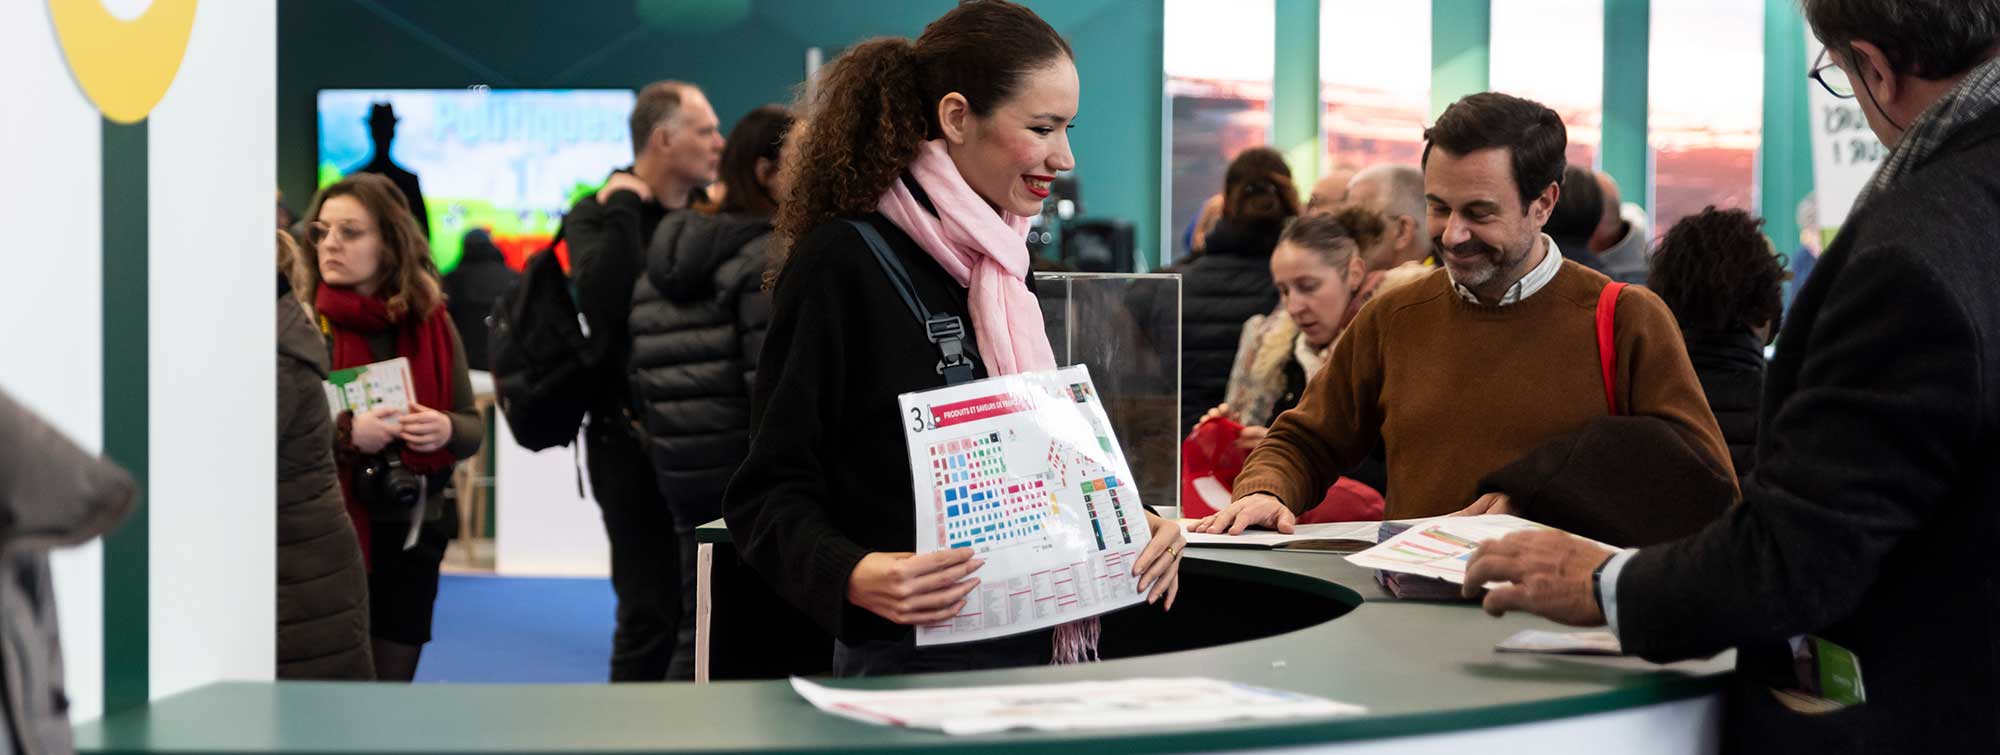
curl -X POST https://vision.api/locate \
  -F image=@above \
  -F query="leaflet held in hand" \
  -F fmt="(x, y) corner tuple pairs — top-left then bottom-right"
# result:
(1345, 514), (1610, 586)
(322, 356), (415, 416)
(900, 365), (1151, 646)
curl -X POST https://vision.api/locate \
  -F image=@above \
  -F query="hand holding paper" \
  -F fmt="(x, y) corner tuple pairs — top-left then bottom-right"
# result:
(398, 402), (452, 453)
(846, 549), (984, 626)
(1462, 528), (1614, 626)
(351, 405), (402, 454)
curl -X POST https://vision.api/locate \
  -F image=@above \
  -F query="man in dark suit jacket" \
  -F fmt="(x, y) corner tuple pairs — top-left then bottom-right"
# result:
(1464, 2), (2000, 750)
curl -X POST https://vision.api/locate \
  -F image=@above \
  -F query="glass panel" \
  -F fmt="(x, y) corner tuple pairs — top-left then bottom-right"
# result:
(1319, 0), (1432, 185)
(1490, 0), (1604, 170)
(1165, 0), (1275, 263)
(1036, 273), (1183, 513)
(1649, 0), (1763, 234)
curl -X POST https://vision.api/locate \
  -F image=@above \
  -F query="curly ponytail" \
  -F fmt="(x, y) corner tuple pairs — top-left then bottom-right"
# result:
(769, 0), (1073, 285)
(771, 38), (929, 271)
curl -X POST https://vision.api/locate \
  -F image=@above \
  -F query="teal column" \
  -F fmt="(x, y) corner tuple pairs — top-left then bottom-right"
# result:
(1430, 0), (1490, 119)
(102, 119), (149, 712)
(1762, 0), (1813, 261)
(1601, 0), (1650, 209)
(1273, 0), (1321, 186)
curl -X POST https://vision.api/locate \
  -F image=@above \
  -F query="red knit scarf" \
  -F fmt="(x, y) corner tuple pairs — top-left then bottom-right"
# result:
(315, 285), (458, 560)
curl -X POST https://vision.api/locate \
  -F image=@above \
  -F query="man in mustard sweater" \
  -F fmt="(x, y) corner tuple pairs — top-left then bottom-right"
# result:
(1196, 92), (1730, 531)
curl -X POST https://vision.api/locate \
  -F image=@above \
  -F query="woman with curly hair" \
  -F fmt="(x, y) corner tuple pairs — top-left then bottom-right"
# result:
(723, 0), (1184, 676)
(1648, 207), (1787, 480)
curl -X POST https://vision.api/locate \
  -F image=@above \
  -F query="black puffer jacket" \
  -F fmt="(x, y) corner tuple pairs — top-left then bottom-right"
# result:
(628, 212), (775, 511)
(1683, 328), (1765, 481)
(1161, 218), (1282, 436)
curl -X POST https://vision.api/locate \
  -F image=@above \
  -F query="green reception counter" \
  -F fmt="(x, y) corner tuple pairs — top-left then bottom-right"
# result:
(75, 524), (1732, 754)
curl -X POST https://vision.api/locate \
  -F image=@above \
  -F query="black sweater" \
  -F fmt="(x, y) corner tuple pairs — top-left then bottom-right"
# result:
(1616, 108), (2000, 751)
(722, 214), (991, 643)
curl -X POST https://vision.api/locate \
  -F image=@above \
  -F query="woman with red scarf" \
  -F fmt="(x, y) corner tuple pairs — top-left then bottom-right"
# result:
(301, 173), (481, 681)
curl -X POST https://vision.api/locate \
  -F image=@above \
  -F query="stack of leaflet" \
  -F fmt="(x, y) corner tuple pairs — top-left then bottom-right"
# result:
(1374, 569), (1467, 600)
(1347, 515), (1610, 600)
(1367, 519), (1465, 600)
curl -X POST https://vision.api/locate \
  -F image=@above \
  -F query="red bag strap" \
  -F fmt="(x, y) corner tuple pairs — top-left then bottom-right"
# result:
(1597, 282), (1627, 415)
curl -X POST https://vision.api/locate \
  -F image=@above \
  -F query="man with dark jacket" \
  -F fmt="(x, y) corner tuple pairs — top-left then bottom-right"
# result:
(627, 213), (773, 679)
(565, 79), (723, 682)
(1, 387), (136, 755)
(1469, 2), (2000, 749)
(441, 229), (516, 372)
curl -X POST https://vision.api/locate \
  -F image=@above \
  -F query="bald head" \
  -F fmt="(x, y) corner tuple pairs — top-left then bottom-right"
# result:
(1345, 164), (1428, 269)
(1589, 170), (1628, 253)
(1306, 166), (1359, 215)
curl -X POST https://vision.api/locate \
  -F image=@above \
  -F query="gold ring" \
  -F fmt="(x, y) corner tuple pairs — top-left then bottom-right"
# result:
(1167, 545), (1179, 558)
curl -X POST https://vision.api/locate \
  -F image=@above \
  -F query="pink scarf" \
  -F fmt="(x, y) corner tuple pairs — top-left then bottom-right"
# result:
(876, 140), (1057, 375)
(878, 140), (1101, 664)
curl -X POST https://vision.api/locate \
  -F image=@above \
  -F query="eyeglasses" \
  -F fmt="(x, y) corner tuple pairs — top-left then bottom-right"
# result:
(1809, 48), (1855, 100)
(307, 221), (373, 248)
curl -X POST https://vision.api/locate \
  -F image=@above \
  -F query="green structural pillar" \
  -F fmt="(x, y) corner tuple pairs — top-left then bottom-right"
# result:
(1762, 0), (1813, 261)
(1430, 0), (1491, 119)
(1601, 0), (1650, 209)
(1273, 0), (1321, 186)
(102, 119), (149, 713)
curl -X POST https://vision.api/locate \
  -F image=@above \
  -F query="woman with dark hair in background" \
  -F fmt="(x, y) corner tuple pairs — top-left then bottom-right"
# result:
(1648, 207), (1786, 480)
(301, 173), (482, 682)
(627, 103), (795, 680)
(1162, 146), (1299, 437)
(724, 0), (1184, 677)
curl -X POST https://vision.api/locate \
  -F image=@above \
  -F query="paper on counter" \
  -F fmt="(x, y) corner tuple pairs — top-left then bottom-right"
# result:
(790, 676), (1364, 736)
(1495, 629), (1623, 656)
(1181, 517), (1441, 550)
(1344, 515), (1611, 585)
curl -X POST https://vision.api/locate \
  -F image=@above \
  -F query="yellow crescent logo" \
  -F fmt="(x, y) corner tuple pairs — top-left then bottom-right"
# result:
(47, 0), (199, 124)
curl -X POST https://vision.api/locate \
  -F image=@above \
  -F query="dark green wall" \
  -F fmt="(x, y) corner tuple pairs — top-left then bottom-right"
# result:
(277, 0), (1164, 266)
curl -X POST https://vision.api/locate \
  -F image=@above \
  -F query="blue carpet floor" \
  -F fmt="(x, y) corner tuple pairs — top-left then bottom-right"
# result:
(416, 574), (616, 683)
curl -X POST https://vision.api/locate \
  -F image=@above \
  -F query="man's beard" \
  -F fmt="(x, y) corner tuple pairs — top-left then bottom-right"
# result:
(1438, 236), (1511, 289)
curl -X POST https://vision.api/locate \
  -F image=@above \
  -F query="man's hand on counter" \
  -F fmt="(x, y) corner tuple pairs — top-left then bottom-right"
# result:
(1461, 530), (1611, 627)
(1191, 493), (1296, 535)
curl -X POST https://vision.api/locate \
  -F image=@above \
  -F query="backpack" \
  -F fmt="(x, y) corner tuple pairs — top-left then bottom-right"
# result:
(488, 228), (595, 451)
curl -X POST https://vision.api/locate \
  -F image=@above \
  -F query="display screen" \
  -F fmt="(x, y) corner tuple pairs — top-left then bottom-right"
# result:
(316, 88), (635, 273)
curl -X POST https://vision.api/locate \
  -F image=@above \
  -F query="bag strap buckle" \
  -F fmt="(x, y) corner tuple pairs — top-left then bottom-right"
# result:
(927, 315), (975, 377)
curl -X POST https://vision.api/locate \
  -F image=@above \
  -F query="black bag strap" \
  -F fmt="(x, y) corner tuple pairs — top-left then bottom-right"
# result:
(844, 219), (978, 385)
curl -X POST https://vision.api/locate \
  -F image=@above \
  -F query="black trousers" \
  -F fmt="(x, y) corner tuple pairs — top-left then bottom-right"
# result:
(586, 420), (681, 682)
(832, 629), (1052, 677)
